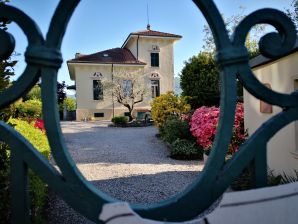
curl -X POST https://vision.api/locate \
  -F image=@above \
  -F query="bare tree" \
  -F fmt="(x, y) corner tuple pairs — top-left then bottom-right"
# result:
(104, 68), (149, 121)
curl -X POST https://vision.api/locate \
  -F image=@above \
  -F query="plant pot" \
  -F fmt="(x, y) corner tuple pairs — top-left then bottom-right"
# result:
(203, 154), (209, 163)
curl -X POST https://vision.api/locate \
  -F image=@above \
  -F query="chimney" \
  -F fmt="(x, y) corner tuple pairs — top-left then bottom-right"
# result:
(147, 24), (151, 30)
(75, 53), (82, 58)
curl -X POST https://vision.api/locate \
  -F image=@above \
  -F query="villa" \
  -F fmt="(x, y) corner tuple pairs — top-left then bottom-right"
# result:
(67, 25), (182, 121)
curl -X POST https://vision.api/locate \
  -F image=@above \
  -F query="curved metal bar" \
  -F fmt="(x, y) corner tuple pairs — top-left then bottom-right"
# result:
(237, 64), (298, 107)
(1, 0), (298, 222)
(0, 122), (110, 223)
(192, 0), (231, 50)
(0, 5), (44, 108)
(233, 9), (298, 107)
(45, 0), (80, 48)
(217, 107), (298, 193)
(40, 68), (116, 223)
(233, 9), (296, 58)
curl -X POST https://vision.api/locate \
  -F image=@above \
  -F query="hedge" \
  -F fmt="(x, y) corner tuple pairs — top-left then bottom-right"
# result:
(0, 119), (51, 223)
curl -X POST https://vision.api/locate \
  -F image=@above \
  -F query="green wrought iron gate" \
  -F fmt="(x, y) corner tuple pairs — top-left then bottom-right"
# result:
(0, 0), (297, 223)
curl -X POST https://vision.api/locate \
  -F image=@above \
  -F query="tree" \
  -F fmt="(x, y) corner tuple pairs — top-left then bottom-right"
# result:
(0, 0), (17, 121)
(286, 0), (298, 31)
(104, 69), (148, 121)
(180, 52), (220, 109)
(57, 81), (66, 104)
(202, 9), (265, 58)
(180, 11), (265, 109)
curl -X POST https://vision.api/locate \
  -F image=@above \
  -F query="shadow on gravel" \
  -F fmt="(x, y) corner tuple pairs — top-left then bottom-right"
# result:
(47, 171), (200, 224)
(90, 171), (200, 204)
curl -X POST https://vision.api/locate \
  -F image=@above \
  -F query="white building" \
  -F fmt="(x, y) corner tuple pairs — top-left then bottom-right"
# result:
(245, 43), (298, 176)
(67, 25), (181, 121)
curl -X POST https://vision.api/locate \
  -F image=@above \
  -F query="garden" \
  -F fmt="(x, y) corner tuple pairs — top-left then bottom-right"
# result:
(0, 81), (75, 223)
(150, 91), (246, 162)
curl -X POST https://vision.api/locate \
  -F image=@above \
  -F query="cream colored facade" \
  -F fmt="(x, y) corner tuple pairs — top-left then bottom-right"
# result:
(244, 52), (298, 176)
(68, 29), (181, 121)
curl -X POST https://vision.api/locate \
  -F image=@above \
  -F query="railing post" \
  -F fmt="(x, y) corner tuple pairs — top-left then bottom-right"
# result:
(11, 149), (30, 224)
(253, 144), (267, 188)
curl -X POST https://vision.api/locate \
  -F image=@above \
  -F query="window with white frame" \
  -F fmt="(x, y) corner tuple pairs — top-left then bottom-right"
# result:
(93, 80), (103, 100)
(151, 53), (159, 67)
(122, 79), (132, 97)
(151, 79), (160, 98)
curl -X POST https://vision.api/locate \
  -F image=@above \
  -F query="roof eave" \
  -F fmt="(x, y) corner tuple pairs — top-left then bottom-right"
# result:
(121, 33), (182, 49)
(67, 61), (146, 66)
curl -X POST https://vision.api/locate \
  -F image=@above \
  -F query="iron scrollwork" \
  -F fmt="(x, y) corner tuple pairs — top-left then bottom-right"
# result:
(0, 0), (297, 223)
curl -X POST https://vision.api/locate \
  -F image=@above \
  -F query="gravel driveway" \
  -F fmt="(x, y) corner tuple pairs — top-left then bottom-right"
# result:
(47, 121), (204, 223)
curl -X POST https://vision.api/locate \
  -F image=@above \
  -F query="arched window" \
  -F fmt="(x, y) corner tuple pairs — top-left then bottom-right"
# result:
(150, 73), (160, 98)
(93, 80), (103, 100)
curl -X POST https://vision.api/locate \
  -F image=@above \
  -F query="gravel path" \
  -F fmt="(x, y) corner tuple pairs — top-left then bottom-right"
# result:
(47, 121), (204, 223)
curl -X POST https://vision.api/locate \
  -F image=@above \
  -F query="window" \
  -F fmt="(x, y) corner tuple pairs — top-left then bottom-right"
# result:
(93, 80), (103, 100)
(151, 53), (159, 67)
(151, 80), (160, 98)
(94, 113), (104, 118)
(122, 80), (132, 97)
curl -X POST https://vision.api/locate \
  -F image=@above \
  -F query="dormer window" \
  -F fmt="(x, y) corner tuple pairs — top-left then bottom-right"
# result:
(151, 53), (159, 67)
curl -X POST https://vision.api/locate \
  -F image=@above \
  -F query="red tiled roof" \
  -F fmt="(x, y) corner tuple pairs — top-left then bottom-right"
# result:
(131, 29), (182, 38)
(68, 48), (146, 65)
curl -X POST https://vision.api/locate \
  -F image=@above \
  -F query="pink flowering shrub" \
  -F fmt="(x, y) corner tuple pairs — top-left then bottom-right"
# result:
(190, 103), (247, 154)
(34, 119), (45, 132)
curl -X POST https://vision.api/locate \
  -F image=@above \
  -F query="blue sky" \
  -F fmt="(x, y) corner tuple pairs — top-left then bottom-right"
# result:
(6, 0), (294, 86)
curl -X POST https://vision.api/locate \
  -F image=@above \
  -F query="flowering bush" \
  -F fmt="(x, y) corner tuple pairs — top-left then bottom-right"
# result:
(34, 119), (45, 132)
(190, 103), (246, 155)
(151, 92), (191, 128)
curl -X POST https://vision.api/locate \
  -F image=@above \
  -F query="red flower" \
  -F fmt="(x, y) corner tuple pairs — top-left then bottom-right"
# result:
(190, 103), (247, 154)
(34, 119), (45, 132)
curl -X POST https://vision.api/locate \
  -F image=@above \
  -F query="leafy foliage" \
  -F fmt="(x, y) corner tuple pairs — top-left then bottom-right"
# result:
(23, 85), (41, 101)
(16, 99), (42, 119)
(170, 139), (203, 160)
(9, 119), (50, 158)
(57, 81), (67, 104)
(202, 8), (264, 57)
(151, 92), (190, 128)
(286, 0), (298, 32)
(190, 103), (246, 155)
(1, 119), (50, 223)
(63, 98), (76, 111)
(180, 52), (220, 109)
(111, 116), (128, 126)
(160, 116), (194, 144)
(0, 141), (10, 223)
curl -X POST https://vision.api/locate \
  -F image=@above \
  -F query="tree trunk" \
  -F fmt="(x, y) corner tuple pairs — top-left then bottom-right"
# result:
(128, 110), (133, 122)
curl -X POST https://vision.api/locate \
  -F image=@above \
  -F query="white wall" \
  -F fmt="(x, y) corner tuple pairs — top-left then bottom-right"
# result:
(244, 52), (298, 176)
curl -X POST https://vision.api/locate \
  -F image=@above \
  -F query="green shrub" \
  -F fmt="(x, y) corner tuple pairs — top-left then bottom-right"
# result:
(7, 119), (50, 223)
(231, 166), (285, 191)
(23, 85), (41, 101)
(170, 139), (203, 160)
(151, 92), (190, 128)
(161, 116), (194, 144)
(111, 116), (128, 126)
(16, 99), (42, 119)
(0, 142), (10, 223)
(63, 98), (76, 111)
